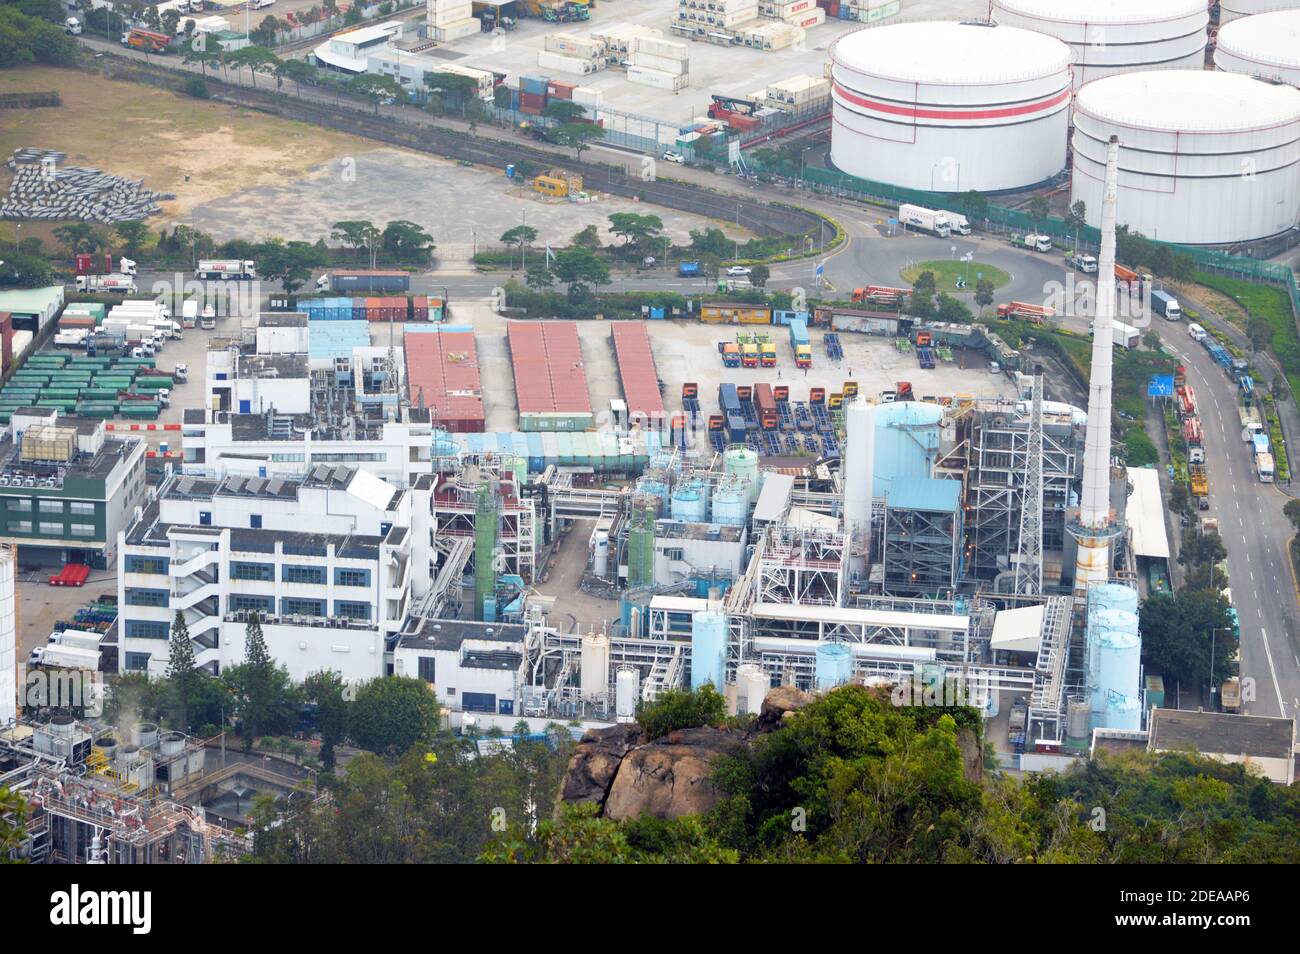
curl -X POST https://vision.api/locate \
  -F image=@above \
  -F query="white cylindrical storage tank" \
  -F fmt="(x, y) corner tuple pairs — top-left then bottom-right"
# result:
(710, 480), (749, 527)
(0, 547), (14, 728)
(814, 642), (855, 692)
(1104, 693), (1143, 731)
(1220, 0), (1300, 24)
(843, 399), (876, 572)
(132, 721), (159, 749)
(592, 531), (610, 578)
(724, 446), (760, 502)
(615, 667), (639, 723)
(691, 611), (728, 689)
(1088, 581), (1139, 616)
(1095, 629), (1142, 713)
(670, 477), (709, 523)
(1215, 10), (1300, 88)
(737, 663), (770, 715)
(992, 0), (1208, 91)
(579, 633), (610, 701)
(1072, 71), (1300, 245)
(1066, 697), (1092, 740)
(830, 21), (1071, 191)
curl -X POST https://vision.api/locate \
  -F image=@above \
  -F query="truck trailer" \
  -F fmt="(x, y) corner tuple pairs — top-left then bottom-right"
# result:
(1150, 289), (1181, 321)
(75, 274), (136, 294)
(898, 204), (951, 238)
(196, 259), (257, 280)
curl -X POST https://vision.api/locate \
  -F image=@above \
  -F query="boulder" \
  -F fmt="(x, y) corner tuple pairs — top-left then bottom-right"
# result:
(554, 722), (642, 816)
(602, 726), (740, 821)
(756, 685), (815, 731)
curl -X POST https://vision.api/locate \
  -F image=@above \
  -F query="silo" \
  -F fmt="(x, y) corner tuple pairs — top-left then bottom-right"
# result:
(1072, 71), (1300, 244)
(710, 478), (750, 526)
(724, 446), (760, 502)
(691, 611), (728, 689)
(592, 531), (610, 578)
(615, 668), (639, 723)
(992, 0), (1208, 90)
(843, 399), (876, 573)
(0, 546), (14, 727)
(815, 642), (855, 691)
(830, 21), (1071, 191)
(737, 664), (771, 715)
(1215, 10), (1300, 88)
(1088, 581), (1139, 617)
(873, 402), (945, 496)
(670, 476), (709, 523)
(1066, 697), (1092, 741)
(1105, 693), (1143, 731)
(580, 633), (610, 701)
(1220, 0), (1300, 24)
(1094, 629), (1141, 715)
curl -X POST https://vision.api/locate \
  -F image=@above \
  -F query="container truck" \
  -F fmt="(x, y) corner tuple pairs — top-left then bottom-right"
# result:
(1256, 452), (1275, 483)
(740, 343), (759, 368)
(1221, 677), (1241, 713)
(760, 342), (777, 367)
(195, 259), (256, 280)
(937, 210), (970, 235)
(181, 300), (199, 328)
(32, 643), (101, 671)
(789, 318), (813, 368)
(1015, 234), (1053, 253)
(1150, 289), (1181, 321)
(75, 274), (136, 294)
(718, 341), (740, 367)
(898, 204), (951, 238)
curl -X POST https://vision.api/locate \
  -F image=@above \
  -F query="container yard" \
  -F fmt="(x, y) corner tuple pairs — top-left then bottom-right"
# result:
(404, 330), (486, 432)
(507, 322), (594, 432)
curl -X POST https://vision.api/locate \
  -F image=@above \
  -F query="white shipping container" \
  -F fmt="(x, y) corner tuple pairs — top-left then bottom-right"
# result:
(538, 50), (598, 75)
(633, 36), (688, 61)
(627, 65), (689, 91)
(572, 85), (604, 108)
(788, 8), (824, 28)
(432, 17), (477, 42)
(545, 32), (604, 59)
(428, 3), (472, 25)
(630, 50), (688, 75)
(591, 23), (662, 54)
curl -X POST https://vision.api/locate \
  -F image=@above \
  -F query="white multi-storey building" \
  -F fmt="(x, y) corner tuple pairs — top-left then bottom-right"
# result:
(117, 465), (434, 682)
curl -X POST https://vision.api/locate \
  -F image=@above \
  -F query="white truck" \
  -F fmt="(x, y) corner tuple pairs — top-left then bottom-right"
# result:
(149, 317), (183, 340)
(937, 210), (971, 235)
(181, 300), (199, 328)
(1239, 406), (1264, 442)
(1067, 252), (1098, 273)
(1256, 452), (1275, 483)
(1017, 234), (1053, 253)
(898, 203), (951, 238)
(1112, 320), (1140, 349)
(75, 274), (136, 294)
(54, 329), (89, 349)
(200, 304), (216, 330)
(196, 259), (256, 280)
(65, 16), (81, 34)
(32, 643), (101, 672)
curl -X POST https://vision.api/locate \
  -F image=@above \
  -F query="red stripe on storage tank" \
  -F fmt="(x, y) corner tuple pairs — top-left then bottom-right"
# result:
(832, 83), (1071, 121)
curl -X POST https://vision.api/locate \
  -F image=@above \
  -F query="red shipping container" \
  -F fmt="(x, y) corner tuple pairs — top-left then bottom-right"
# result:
(519, 103), (542, 116)
(59, 316), (95, 329)
(519, 91), (546, 107)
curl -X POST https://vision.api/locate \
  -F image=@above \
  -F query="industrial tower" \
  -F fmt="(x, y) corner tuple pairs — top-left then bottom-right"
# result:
(1014, 370), (1045, 596)
(1069, 135), (1124, 591)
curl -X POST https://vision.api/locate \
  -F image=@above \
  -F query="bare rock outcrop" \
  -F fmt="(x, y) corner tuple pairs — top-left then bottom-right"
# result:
(602, 726), (741, 821)
(555, 722), (643, 815)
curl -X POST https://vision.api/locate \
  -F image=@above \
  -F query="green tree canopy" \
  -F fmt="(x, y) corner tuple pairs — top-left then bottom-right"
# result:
(349, 677), (440, 755)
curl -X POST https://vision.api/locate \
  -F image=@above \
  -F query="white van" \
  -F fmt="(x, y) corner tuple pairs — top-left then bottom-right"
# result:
(1188, 322), (1207, 342)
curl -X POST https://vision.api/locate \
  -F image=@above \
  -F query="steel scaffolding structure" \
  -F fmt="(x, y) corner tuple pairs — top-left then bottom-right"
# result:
(754, 524), (848, 607)
(1014, 374), (1046, 596)
(881, 500), (962, 595)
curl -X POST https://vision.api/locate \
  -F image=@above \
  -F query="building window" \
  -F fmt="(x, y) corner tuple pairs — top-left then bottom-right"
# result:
(334, 600), (371, 621)
(334, 567), (371, 588)
(230, 594), (274, 614)
(38, 522), (62, 536)
(39, 500), (63, 513)
(6, 499), (31, 512)
(281, 597), (325, 617)
(282, 565), (325, 585)
(231, 562), (274, 582)
(663, 547), (684, 562)
(125, 620), (170, 640)
(124, 652), (151, 671)
(417, 656), (435, 683)
(250, 514), (262, 529)
(69, 501), (95, 516)
(8, 521), (31, 534)
(199, 511), (212, 526)
(69, 523), (95, 538)
(126, 555), (169, 575)
(125, 588), (169, 607)
(270, 453), (305, 462)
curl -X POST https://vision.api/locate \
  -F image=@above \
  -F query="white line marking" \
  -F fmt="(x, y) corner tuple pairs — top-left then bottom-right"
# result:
(1260, 628), (1288, 718)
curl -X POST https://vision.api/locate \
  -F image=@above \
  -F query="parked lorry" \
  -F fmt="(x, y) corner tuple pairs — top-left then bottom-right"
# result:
(1112, 320), (1140, 349)
(121, 28), (174, 52)
(75, 274), (136, 294)
(917, 346), (935, 369)
(851, 285), (910, 307)
(1239, 406), (1264, 442)
(1067, 252), (1097, 273)
(1221, 677), (1242, 713)
(1256, 452), (1275, 483)
(65, 16), (81, 33)
(678, 261), (701, 278)
(1150, 289), (1181, 321)
(181, 300), (199, 329)
(196, 259), (256, 280)
(1016, 233), (1053, 253)
(32, 643), (101, 671)
(1190, 463), (1209, 497)
(789, 318), (812, 368)
(937, 210), (970, 235)
(740, 343), (758, 368)
(760, 342), (777, 367)
(200, 304), (217, 330)
(898, 204), (951, 238)
(996, 301), (1055, 323)
(718, 341), (740, 367)
(54, 329), (88, 349)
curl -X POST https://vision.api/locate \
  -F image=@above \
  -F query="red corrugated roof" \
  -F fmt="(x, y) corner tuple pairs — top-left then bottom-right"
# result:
(507, 321), (591, 415)
(611, 321), (665, 421)
(405, 331), (484, 431)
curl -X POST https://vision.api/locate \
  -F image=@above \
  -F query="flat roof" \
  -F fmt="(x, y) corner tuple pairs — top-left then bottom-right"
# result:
(1149, 707), (1295, 760)
(404, 331), (484, 429)
(751, 602), (970, 632)
(1126, 466), (1171, 560)
(886, 477), (961, 513)
(753, 472), (794, 523)
(399, 618), (527, 652)
(507, 321), (591, 416)
(990, 604), (1045, 653)
(0, 286), (63, 313)
(611, 321), (665, 420)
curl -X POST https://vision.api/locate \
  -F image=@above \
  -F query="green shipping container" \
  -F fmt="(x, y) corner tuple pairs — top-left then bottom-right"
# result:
(132, 377), (173, 390)
(39, 389), (81, 401)
(119, 402), (160, 419)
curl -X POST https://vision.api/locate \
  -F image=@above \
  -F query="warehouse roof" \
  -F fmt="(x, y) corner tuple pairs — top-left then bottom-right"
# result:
(404, 331), (484, 429)
(990, 604), (1045, 654)
(611, 321), (665, 422)
(1125, 466), (1170, 560)
(0, 286), (63, 315)
(886, 477), (961, 513)
(507, 321), (591, 417)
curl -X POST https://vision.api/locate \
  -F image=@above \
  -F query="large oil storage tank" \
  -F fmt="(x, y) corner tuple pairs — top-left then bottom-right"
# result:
(829, 21), (1071, 192)
(691, 611), (728, 689)
(992, 0), (1208, 90)
(1072, 71), (1300, 245)
(1220, 0), (1300, 24)
(873, 402), (945, 496)
(1215, 10), (1300, 88)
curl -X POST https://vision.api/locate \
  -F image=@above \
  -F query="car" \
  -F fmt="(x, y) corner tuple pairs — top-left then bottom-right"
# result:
(661, 151), (684, 164)
(726, 266), (752, 277)
(1197, 495), (1210, 511)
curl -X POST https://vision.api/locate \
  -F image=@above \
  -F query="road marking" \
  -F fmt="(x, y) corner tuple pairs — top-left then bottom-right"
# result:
(1261, 628), (1290, 718)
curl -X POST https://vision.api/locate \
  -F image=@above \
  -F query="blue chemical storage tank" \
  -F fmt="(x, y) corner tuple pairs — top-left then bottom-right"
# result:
(671, 477), (709, 523)
(691, 611), (728, 689)
(1094, 629), (1141, 716)
(872, 402), (945, 497)
(710, 482), (749, 526)
(815, 642), (854, 691)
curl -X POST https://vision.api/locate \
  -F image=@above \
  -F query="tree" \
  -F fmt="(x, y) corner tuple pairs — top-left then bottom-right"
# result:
(543, 100), (587, 123)
(1285, 499), (1300, 538)
(237, 612), (274, 752)
(183, 76), (211, 99)
(182, 38), (220, 77)
(570, 224), (601, 250)
(303, 671), (349, 772)
(500, 224), (539, 269)
(1067, 200), (1087, 246)
(331, 220), (380, 261)
(115, 220), (149, 257)
(1139, 590), (1236, 690)
(166, 610), (200, 732)
(381, 219), (434, 262)
(974, 278), (995, 317)
(0, 787), (27, 861)
(259, 239), (326, 294)
(934, 293), (972, 324)
(350, 73), (401, 114)
(552, 121), (604, 160)
(423, 71), (478, 114)
(1143, 328), (1162, 351)
(552, 247), (610, 302)
(251, 14), (280, 47)
(1246, 317), (1273, 353)
(912, 269), (937, 298)
(1169, 482), (1191, 519)
(234, 46), (281, 90)
(607, 212), (664, 251)
(635, 684), (726, 739)
(53, 223), (105, 256)
(524, 264), (554, 290)
(277, 58), (319, 97)
(749, 264), (770, 289)
(161, 8), (179, 33)
(1028, 195), (1050, 228)
(349, 677), (439, 755)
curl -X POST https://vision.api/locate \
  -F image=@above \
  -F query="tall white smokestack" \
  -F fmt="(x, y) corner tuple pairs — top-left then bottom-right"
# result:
(1072, 135), (1122, 590)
